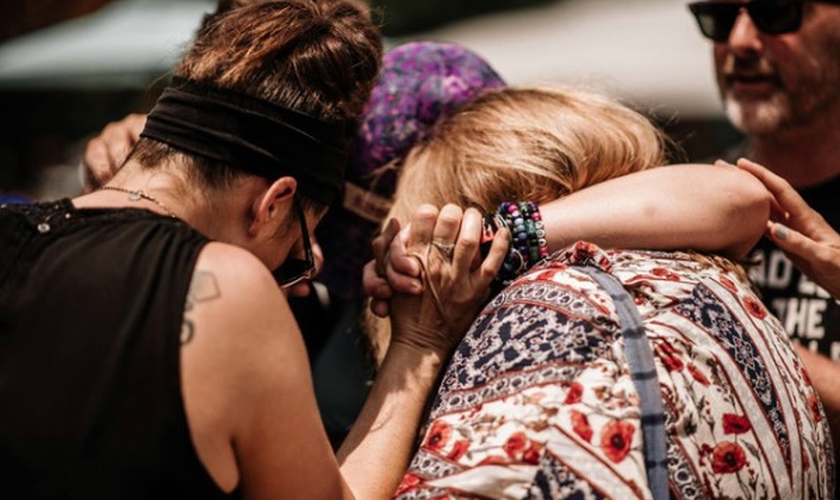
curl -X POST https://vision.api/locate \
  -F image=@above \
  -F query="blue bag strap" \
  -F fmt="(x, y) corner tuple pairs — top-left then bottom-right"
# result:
(577, 265), (669, 500)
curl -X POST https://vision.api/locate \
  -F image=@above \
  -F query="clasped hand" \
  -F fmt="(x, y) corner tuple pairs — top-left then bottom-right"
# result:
(366, 204), (508, 355)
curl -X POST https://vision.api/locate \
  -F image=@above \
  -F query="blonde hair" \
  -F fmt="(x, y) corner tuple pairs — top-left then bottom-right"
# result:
(368, 86), (668, 364)
(387, 86), (668, 225)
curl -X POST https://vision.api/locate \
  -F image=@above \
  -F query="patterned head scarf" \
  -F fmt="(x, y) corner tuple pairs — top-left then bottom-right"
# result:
(317, 40), (506, 300)
(347, 40), (506, 200)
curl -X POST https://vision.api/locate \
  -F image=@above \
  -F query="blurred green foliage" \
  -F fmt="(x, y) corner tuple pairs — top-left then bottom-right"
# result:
(369, 0), (560, 37)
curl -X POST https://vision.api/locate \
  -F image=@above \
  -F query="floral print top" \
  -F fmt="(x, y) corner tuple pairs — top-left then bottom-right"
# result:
(394, 243), (834, 499)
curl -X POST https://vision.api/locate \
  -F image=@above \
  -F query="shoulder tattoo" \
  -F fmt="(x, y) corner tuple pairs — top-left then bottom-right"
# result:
(181, 270), (222, 345)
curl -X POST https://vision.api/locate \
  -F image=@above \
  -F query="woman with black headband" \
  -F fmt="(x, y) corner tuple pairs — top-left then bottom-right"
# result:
(0, 2), (509, 499)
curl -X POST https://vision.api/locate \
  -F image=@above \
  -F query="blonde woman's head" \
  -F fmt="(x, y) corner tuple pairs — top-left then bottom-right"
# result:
(367, 86), (668, 365)
(387, 86), (668, 225)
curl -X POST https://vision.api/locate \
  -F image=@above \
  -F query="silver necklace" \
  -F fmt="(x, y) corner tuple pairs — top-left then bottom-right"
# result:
(99, 186), (178, 219)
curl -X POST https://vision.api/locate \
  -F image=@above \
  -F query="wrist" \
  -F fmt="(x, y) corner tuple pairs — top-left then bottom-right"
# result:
(389, 334), (449, 359)
(381, 339), (448, 378)
(482, 201), (550, 288)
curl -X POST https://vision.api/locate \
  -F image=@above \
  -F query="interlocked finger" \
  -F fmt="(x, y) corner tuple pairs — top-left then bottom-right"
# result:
(430, 204), (463, 260)
(372, 218), (399, 277)
(408, 205), (440, 250)
(431, 240), (455, 260)
(451, 208), (483, 271)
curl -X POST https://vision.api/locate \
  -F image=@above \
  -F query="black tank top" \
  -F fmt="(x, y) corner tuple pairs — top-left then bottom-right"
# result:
(0, 199), (238, 499)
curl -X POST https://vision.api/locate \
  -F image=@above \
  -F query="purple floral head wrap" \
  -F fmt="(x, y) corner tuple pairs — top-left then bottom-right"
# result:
(317, 40), (506, 300)
(347, 40), (506, 199)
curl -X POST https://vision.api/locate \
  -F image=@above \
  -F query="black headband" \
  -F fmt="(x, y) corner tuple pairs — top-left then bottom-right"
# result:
(140, 77), (347, 205)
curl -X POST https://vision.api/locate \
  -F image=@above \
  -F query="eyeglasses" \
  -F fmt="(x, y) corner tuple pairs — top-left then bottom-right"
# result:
(272, 198), (316, 288)
(689, 0), (840, 42)
(688, 0), (807, 42)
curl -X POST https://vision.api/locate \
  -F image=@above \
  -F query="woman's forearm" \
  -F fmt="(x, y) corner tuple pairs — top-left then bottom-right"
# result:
(336, 343), (444, 499)
(338, 205), (504, 499)
(539, 163), (771, 260)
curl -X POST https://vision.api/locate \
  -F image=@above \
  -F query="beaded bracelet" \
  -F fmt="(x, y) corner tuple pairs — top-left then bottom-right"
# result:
(481, 201), (550, 288)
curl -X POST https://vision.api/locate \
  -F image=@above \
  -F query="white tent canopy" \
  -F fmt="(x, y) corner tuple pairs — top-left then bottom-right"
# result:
(0, 0), (216, 90)
(401, 0), (724, 117)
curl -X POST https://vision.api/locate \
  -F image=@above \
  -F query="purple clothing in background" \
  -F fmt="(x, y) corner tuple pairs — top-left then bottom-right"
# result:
(318, 41), (506, 300)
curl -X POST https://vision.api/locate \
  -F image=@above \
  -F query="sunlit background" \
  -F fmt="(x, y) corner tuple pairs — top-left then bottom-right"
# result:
(0, 0), (744, 199)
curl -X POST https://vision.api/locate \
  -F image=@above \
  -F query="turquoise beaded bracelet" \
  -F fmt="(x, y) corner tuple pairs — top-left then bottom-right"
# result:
(482, 201), (550, 288)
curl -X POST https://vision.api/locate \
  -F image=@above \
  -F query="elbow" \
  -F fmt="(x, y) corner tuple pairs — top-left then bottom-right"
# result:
(723, 169), (773, 260)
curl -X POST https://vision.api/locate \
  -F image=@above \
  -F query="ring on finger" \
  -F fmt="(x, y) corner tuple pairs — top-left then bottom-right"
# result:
(431, 240), (455, 259)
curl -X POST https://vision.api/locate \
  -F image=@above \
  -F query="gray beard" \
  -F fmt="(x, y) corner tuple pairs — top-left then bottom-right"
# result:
(723, 93), (789, 137)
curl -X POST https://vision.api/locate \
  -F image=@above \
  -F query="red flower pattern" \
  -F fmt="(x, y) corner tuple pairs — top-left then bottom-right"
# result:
(523, 441), (543, 465)
(722, 413), (751, 435)
(535, 269), (559, 281)
(743, 296), (767, 319)
(801, 367), (813, 387)
(500, 432), (544, 464)
(651, 267), (680, 281)
(395, 473), (422, 496)
(809, 393), (823, 423)
(424, 420), (452, 452)
(570, 409), (593, 442)
(657, 341), (684, 372)
(504, 432), (529, 459)
(564, 381), (583, 404)
(719, 274), (738, 292)
(478, 455), (510, 466)
(711, 441), (747, 474)
(687, 363), (710, 386)
(448, 439), (470, 461)
(600, 420), (634, 463)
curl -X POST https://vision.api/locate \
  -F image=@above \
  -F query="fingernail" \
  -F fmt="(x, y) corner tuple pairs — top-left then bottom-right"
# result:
(774, 223), (789, 241)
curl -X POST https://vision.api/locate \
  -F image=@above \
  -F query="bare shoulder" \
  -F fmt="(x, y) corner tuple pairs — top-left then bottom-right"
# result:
(191, 242), (279, 302)
(185, 243), (294, 338)
(182, 241), (306, 367)
(180, 242), (321, 492)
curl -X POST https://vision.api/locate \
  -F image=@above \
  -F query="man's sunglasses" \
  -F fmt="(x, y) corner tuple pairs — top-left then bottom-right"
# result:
(272, 198), (316, 289)
(688, 0), (840, 42)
